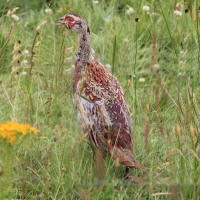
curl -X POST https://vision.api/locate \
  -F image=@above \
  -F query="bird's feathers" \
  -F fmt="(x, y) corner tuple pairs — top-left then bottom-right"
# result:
(56, 13), (146, 169)
(73, 61), (142, 167)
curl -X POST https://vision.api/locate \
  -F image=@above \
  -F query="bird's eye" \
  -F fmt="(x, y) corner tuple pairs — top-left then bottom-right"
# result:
(69, 18), (74, 22)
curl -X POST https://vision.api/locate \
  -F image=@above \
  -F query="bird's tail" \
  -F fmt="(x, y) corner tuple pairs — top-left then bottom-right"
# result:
(108, 145), (148, 169)
(121, 159), (148, 169)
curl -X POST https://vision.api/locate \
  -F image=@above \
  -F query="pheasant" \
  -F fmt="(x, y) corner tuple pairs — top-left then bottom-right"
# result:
(55, 13), (146, 180)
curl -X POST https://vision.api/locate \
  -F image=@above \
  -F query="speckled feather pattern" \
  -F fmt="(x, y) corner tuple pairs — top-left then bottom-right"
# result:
(57, 13), (145, 168)
(73, 61), (139, 167)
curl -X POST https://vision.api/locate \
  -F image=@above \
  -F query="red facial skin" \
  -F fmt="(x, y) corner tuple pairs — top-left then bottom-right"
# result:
(64, 16), (76, 28)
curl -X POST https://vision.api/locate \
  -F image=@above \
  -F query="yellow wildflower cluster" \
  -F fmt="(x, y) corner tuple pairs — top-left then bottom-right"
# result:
(0, 122), (37, 144)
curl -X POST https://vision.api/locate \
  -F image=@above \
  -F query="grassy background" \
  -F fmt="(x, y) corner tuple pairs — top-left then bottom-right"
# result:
(0, 0), (200, 199)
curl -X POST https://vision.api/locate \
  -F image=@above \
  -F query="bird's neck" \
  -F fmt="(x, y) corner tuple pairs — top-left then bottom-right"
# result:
(76, 31), (93, 64)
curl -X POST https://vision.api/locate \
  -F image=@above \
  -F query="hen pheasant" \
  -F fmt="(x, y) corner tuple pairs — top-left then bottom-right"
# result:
(55, 13), (145, 179)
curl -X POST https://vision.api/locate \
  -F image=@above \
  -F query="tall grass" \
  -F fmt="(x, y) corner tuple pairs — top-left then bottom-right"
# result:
(0, 0), (200, 199)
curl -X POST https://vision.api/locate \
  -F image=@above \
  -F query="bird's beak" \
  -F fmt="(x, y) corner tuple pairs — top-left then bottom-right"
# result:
(55, 17), (64, 24)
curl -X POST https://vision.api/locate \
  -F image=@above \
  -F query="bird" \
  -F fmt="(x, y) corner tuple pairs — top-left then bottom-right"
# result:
(55, 13), (146, 181)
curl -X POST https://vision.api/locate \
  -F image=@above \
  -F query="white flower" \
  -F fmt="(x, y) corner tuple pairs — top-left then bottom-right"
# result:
(126, 7), (134, 15)
(45, 8), (52, 14)
(22, 60), (28, 65)
(180, 51), (185, 57)
(93, 1), (99, 4)
(143, 6), (150, 12)
(104, 15), (110, 23)
(105, 64), (111, 69)
(11, 14), (19, 21)
(176, 3), (183, 10)
(153, 64), (159, 70)
(124, 38), (129, 43)
(105, 64), (111, 72)
(21, 71), (27, 75)
(138, 78), (145, 82)
(23, 50), (29, 55)
(174, 10), (182, 18)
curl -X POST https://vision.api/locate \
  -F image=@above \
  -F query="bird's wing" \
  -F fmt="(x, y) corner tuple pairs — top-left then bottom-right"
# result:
(75, 61), (132, 135)
(80, 61), (132, 130)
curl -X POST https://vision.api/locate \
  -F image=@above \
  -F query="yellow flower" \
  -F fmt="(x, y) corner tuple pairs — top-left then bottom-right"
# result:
(0, 122), (37, 144)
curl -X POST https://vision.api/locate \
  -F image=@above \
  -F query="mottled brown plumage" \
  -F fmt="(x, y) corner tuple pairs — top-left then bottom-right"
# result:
(55, 14), (146, 177)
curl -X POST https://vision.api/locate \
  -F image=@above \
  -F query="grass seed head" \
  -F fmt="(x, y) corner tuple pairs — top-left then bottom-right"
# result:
(190, 124), (195, 142)
(176, 124), (181, 139)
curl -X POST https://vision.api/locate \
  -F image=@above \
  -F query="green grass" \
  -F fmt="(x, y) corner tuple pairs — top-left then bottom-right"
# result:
(0, 0), (200, 199)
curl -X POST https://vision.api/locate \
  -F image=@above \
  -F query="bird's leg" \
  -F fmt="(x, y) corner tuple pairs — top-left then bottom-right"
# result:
(95, 148), (105, 184)
(124, 167), (130, 179)
(122, 167), (135, 185)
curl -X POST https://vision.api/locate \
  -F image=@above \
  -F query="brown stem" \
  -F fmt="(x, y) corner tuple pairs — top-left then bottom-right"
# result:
(29, 30), (39, 75)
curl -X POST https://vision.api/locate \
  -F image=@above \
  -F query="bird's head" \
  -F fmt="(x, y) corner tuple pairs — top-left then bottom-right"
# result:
(55, 13), (90, 35)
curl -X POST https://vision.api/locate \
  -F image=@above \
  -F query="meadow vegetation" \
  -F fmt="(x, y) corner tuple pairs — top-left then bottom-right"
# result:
(0, 0), (200, 199)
